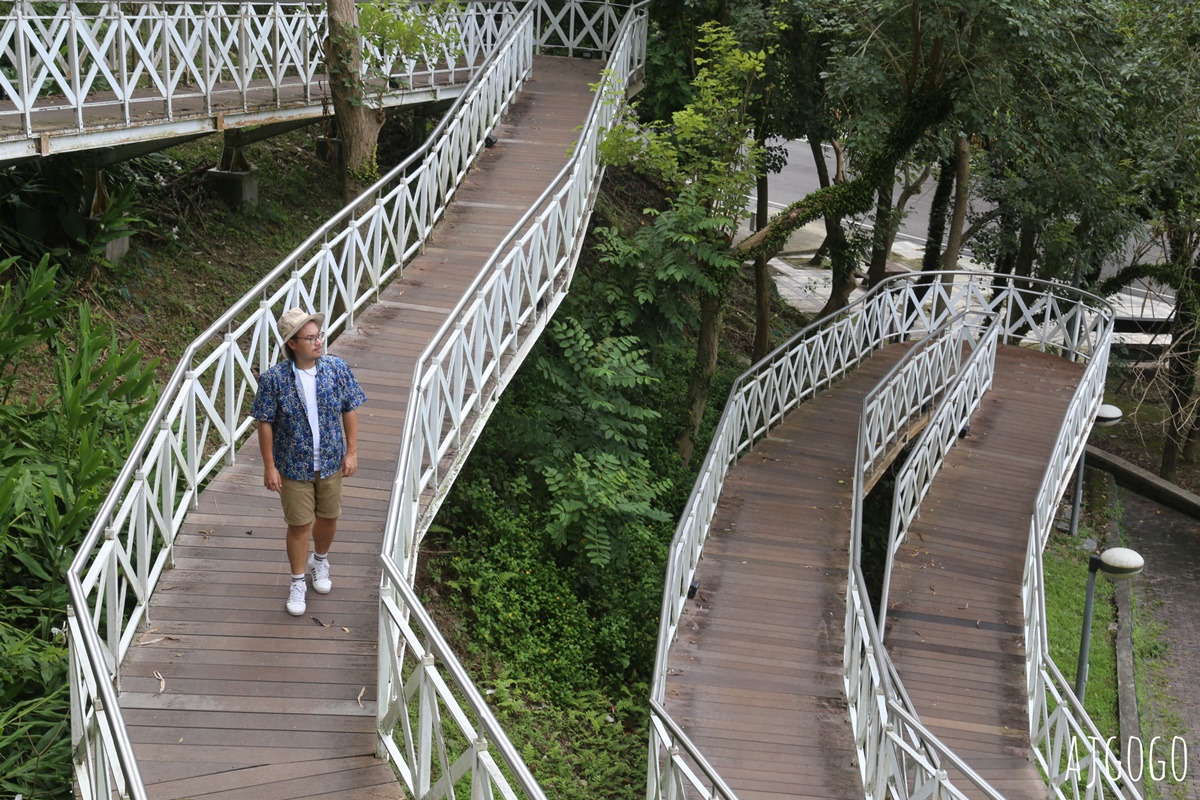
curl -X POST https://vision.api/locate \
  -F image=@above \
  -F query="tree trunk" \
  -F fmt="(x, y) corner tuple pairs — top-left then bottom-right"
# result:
(678, 293), (723, 467)
(753, 168), (772, 363)
(867, 171), (895, 287)
(939, 136), (971, 271)
(1161, 278), (1198, 481)
(1014, 217), (1039, 283)
(816, 216), (856, 318)
(327, 0), (386, 204)
(807, 139), (833, 266)
(921, 156), (955, 274)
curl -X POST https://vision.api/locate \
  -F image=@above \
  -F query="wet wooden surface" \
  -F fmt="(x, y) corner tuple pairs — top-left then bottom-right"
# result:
(664, 346), (913, 800)
(884, 347), (1084, 799)
(117, 55), (601, 800)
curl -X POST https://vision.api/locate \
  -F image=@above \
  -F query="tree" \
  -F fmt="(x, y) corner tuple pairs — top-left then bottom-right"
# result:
(600, 23), (767, 465)
(325, 0), (459, 202)
(1097, 1), (1200, 481)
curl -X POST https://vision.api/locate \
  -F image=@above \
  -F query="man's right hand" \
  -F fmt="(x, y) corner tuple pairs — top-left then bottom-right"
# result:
(264, 465), (282, 492)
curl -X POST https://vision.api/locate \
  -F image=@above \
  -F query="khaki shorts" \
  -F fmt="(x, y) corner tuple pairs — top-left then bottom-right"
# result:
(280, 471), (344, 526)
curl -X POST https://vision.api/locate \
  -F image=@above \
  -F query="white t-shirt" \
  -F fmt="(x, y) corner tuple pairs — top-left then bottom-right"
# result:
(294, 363), (321, 472)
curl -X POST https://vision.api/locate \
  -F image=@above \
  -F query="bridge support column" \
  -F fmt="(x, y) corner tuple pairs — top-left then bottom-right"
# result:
(83, 165), (132, 263)
(206, 130), (259, 209)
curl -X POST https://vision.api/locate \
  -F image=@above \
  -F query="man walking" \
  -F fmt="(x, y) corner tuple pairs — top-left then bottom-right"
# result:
(252, 308), (367, 615)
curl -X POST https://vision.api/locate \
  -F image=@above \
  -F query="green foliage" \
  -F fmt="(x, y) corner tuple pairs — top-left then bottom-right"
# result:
(0, 256), (158, 798)
(1042, 528), (1119, 739)
(481, 673), (648, 799)
(593, 186), (742, 334)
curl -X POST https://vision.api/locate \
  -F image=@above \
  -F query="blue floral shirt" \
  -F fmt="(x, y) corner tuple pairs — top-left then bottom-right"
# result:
(251, 355), (367, 480)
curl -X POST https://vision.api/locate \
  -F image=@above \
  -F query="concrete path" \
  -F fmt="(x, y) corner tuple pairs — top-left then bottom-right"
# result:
(1120, 490), (1200, 800)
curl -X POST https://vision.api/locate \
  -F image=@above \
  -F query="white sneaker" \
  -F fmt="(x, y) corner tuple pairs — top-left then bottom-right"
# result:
(286, 581), (307, 616)
(308, 554), (332, 594)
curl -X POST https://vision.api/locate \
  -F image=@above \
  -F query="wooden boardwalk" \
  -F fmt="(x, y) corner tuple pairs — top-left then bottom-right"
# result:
(884, 347), (1084, 798)
(664, 345), (914, 800)
(117, 55), (601, 800)
(665, 345), (1083, 800)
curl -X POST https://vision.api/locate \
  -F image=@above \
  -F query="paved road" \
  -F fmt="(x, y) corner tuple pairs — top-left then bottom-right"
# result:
(1119, 489), (1200, 799)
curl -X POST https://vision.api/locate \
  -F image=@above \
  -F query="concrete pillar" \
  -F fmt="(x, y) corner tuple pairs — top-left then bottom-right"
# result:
(206, 130), (259, 208)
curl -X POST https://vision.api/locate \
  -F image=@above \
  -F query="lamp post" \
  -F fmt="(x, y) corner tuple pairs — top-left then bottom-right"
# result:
(1069, 404), (1124, 539)
(1075, 546), (1143, 704)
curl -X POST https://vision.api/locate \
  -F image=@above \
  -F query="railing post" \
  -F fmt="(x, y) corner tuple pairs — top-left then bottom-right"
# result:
(202, 4), (213, 115)
(17, 1), (37, 136)
(417, 653), (436, 797)
(184, 371), (199, 509)
(224, 332), (237, 465)
(238, 2), (249, 109)
(159, 418), (176, 569)
(69, 2), (83, 130)
(118, 3), (130, 126)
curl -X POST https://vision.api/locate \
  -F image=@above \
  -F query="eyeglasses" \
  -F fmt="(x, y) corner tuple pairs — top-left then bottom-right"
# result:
(294, 333), (324, 344)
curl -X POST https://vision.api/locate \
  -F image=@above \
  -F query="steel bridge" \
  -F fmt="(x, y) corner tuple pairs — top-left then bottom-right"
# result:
(57, 2), (1142, 799)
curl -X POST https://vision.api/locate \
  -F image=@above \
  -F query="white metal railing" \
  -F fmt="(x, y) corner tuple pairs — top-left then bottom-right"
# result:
(846, 307), (1004, 800)
(876, 310), (1001, 637)
(648, 275), (933, 800)
(0, 0), (516, 148)
(651, 272), (1120, 800)
(65, 4), (539, 797)
(858, 310), (983, 483)
(374, 6), (648, 797)
(1021, 299), (1140, 798)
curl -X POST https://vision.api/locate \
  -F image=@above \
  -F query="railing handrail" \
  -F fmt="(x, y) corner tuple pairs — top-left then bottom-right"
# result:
(650, 271), (1118, 800)
(65, 4), (538, 797)
(67, 0), (528, 582)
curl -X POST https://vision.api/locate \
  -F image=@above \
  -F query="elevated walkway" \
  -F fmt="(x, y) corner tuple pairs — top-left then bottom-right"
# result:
(113, 55), (601, 799)
(665, 344), (912, 799)
(0, 2), (506, 163)
(883, 346), (1084, 798)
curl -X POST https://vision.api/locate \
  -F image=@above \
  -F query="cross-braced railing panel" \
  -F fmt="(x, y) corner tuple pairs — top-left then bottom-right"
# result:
(0, 0), (519, 146)
(66, 4), (541, 795)
(1020, 305), (1138, 799)
(858, 310), (987, 483)
(874, 312), (1002, 637)
(375, 9), (649, 797)
(846, 309), (1004, 800)
(652, 272), (1118, 800)
(534, 0), (626, 56)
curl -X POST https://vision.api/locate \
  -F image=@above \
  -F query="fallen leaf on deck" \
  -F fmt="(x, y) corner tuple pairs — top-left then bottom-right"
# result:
(357, 687), (366, 709)
(153, 670), (166, 695)
(341, 627), (351, 634)
(310, 616), (333, 628)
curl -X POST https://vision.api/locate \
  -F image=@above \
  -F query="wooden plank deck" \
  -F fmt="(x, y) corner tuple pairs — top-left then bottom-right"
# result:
(664, 345), (917, 800)
(883, 346), (1085, 799)
(117, 55), (601, 800)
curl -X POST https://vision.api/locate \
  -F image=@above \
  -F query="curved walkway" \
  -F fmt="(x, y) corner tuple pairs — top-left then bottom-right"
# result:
(115, 55), (600, 800)
(667, 343), (1086, 799)
(664, 344), (912, 800)
(884, 347), (1084, 798)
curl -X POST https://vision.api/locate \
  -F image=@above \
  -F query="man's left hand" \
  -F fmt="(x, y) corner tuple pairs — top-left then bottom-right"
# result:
(342, 452), (358, 478)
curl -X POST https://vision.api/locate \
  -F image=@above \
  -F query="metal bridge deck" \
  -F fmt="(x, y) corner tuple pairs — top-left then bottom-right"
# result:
(664, 346), (913, 800)
(116, 55), (601, 800)
(884, 346), (1084, 799)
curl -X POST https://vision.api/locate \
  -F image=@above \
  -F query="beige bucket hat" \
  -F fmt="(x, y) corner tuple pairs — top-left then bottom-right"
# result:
(278, 307), (325, 342)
